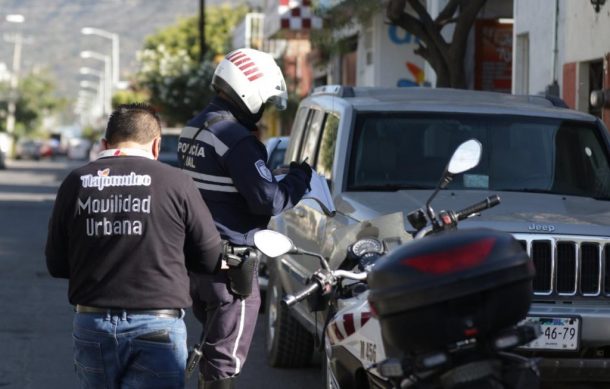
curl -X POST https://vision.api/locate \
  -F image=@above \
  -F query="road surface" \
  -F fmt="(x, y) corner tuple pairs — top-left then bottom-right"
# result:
(0, 158), (323, 389)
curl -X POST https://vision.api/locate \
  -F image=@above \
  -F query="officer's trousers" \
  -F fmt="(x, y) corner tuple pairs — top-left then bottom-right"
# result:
(190, 270), (261, 381)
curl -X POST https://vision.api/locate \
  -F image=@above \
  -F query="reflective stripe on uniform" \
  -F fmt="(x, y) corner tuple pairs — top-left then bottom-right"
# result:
(231, 299), (246, 374)
(181, 126), (229, 156)
(183, 170), (234, 184)
(193, 181), (238, 193)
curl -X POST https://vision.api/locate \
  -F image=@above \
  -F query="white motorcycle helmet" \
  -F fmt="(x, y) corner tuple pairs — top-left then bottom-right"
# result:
(212, 48), (288, 114)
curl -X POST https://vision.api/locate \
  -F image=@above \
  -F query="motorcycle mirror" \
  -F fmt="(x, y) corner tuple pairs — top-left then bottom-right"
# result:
(447, 139), (482, 175)
(425, 139), (482, 223)
(253, 229), (294, 258)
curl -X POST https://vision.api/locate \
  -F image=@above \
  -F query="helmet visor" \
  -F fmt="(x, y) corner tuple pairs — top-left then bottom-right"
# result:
(267, 77), (288, 111)
(268, 94), (287, 111)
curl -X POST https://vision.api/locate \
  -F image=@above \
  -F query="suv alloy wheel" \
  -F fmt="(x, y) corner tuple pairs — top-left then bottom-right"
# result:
(265, 266), (314, 367)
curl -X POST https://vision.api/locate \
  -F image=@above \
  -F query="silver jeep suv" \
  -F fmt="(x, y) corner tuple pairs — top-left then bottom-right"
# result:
(264, 85), (610, 384)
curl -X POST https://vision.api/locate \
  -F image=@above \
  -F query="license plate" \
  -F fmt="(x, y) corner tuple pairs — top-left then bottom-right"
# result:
(519, 316), (580, 351)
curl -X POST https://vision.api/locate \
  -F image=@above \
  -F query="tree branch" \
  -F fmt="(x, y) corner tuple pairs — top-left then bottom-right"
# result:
(386, 0), (428, 44)
(387, 0), (406, 16)
(435, 0), (460, 25)
(436, 16), (458, 28)
(407, 0), (450, 57)
(450, 0), (486, 58)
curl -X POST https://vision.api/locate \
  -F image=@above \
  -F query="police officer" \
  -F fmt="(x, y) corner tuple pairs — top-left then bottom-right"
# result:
(178, 48), (311, 388)
(46, 103), (223, 389)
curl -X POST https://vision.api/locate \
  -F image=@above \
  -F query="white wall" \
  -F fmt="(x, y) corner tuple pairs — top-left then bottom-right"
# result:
(512, 0), (564, 95)
(357, 12), (427, 87)
(564, 2), (610, 63)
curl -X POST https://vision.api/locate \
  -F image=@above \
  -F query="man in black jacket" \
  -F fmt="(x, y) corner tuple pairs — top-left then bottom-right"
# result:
(46, 103), (223, 389)
(178, 48), (311, 388)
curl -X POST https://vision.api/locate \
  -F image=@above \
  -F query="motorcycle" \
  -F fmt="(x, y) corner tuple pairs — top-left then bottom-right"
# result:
(253, 139), (541, 389)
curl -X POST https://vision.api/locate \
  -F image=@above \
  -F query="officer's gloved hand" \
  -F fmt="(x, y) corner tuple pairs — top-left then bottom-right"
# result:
(289, 161), (312, 184)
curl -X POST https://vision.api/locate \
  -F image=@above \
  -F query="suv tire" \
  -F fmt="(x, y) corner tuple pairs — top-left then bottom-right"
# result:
(265, 267), (313, 367)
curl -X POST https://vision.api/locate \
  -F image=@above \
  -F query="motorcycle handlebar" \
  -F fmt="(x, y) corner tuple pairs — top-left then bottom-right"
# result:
(333, 270), (367, 281)
(282, 270), (366, 308)
(455, 195), (501, 221)
(282, 281), (320, 308)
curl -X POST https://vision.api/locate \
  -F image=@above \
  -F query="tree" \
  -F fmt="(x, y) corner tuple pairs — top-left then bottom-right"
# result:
(386, 0), (486, 88)
(136, 3), (249, 124)
(112, 89), (150, 107)
(315, 0), (487, 88)
(137, 46), (216, 125)
(0, 70), (67, 138)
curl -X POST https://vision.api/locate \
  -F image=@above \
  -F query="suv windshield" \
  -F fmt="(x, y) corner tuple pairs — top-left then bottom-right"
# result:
(348, 113), (610, 199)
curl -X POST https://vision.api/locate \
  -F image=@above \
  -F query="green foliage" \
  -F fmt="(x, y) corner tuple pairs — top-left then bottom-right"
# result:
(205, 4), (249, 56)
(0, 70), (66, 138)
(137, 46), (216, 125)
(143, 4), (249, 62)
(315, 0), (383, 27)
(112, 89), (150, 108)
(137, 3), (250, 125)
(81, 125), (103, 142)
(311, 0), (384, 62)
(144, 16), (201, 61)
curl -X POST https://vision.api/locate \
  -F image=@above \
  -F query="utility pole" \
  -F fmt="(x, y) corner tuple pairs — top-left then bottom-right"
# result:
(5, 14), (26, 137)
(199, 0), (206, 62)
(5, 33), (22, 136)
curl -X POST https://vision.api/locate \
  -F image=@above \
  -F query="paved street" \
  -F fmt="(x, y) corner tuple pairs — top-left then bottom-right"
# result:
(0, 158), (322, 389)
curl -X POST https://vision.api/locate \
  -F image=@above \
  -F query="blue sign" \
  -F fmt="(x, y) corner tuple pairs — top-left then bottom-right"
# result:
(388, 26), (420, 45)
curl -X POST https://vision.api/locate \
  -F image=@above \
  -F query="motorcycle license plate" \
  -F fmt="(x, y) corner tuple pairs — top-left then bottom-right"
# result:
(519, 316), (580, 351)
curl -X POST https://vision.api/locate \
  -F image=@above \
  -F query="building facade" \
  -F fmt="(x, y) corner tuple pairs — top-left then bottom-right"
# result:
(513, 0), (610, 128)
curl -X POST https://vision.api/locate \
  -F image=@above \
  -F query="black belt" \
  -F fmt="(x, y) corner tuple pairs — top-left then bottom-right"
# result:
(75, 305), (181, 318)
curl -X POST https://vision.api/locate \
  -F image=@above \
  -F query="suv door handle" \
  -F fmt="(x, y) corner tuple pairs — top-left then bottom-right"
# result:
(293, 206), (306, 218)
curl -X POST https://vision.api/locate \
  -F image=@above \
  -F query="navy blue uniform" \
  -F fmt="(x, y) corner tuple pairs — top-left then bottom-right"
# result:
(179, 96), (309, 381)
(179, 97), (308, 247)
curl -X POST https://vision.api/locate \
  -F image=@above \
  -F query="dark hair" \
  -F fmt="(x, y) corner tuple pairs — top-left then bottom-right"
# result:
(105, 103), (161, 145)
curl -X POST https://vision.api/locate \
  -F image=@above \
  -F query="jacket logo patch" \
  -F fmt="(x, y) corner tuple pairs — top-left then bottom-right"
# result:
(255, 159), (272, 182)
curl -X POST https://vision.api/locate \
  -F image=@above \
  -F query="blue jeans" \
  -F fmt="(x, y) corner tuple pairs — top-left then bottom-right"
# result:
(72, 310), (187, 389)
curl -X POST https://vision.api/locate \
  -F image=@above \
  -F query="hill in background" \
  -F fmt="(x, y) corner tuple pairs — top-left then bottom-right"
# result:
(0, 0), (257, 104)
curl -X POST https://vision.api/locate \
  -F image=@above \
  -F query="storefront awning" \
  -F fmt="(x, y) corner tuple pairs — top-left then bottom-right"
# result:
(264, 0), (323, 39)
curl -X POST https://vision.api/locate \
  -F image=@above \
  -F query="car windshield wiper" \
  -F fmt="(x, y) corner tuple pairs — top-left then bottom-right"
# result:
(349, 184), (433, 191)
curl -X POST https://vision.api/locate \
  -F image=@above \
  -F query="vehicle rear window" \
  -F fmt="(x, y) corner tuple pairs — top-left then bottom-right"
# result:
(161, 134), (180, 153)
(347, 113), (610, 199)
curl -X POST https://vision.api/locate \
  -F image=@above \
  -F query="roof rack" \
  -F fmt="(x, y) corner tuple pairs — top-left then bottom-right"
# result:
(310, 85), (355, 98)
(544, 94), (569, 108)
(525, 93), (570, 108)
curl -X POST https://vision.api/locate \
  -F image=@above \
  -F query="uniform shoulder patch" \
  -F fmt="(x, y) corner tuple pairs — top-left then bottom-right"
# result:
(255, 159), (273, 182)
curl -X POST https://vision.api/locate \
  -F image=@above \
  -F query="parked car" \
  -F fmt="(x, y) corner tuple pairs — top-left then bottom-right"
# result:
(89, 138), (103, 161)
(263, 85), (610, 386)
(158, 127), (181, 167)
(0, 132), (10, 169)
(67, 137), (91, 160)
(265, 136), (289, 170)
(15, 139), (42, 160)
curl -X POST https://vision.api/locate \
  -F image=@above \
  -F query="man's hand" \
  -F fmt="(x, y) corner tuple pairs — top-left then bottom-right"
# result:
(289, 160), (312, 183)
